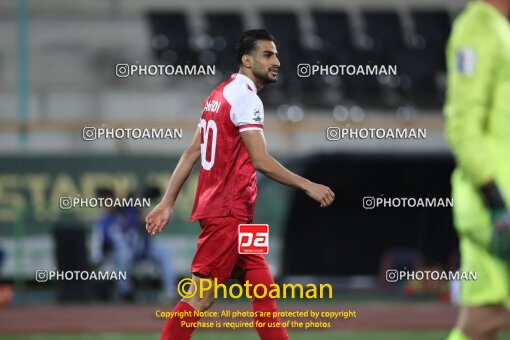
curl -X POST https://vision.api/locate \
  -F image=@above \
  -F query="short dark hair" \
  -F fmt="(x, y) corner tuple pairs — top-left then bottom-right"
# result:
(235, 29), (275, 65)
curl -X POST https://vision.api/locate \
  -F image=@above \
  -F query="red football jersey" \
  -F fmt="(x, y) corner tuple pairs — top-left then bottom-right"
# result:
(190, 73), (265, 221)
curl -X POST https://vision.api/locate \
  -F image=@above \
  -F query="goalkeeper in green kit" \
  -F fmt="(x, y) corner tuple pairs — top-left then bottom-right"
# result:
(445, 1), (510, 339)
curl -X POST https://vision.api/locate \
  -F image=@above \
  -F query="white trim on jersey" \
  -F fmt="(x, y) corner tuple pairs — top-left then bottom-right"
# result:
(239, 126), (264, 132)
(235, 73), (257, 93)
(223, 73), (265, 129)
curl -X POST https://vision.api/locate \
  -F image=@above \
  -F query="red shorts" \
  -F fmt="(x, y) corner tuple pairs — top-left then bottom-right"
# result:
(191, 216), (269, 283)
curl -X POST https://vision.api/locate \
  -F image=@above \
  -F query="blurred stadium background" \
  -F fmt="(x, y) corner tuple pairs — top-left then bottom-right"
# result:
(1, 0), (509, 339)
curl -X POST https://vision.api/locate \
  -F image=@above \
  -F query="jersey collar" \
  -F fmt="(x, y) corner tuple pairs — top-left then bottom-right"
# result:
(233, 73), (257, 93)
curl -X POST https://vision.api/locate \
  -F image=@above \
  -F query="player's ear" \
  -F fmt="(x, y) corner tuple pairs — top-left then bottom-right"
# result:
(242, 55), (252, 68)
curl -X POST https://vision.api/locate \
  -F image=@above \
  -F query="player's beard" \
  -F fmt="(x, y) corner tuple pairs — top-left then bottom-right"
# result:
(252, 66), (277, 84)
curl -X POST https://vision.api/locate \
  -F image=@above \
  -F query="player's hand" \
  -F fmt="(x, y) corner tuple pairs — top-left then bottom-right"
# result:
(304, 182), (335, 208)
(145, 202), (173, 236)
(489, 209), (510, 260)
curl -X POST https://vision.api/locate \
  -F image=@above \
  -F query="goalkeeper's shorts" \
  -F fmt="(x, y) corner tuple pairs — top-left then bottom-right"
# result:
(458, 230), (510, 307)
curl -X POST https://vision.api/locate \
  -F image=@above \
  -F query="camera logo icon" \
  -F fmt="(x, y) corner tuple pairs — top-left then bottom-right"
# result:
(363, 196), (376, 210)
(60, 197), (73, 210)
(386, 270), (399, 283)
(82, 127), (96, 141)
(116, 64), (130, 78)
(297, 63), (311, 77)
(36, 270), (49, 282)
(326, 127), (341, 141)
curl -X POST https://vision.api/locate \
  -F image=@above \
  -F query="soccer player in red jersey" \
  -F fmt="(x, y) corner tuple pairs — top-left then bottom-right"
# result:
(146, 29), (335, 340)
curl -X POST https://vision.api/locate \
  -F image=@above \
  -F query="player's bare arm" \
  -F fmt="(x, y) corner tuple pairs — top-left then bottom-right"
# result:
(241, 130), (335, 208)
(145, 127), (201, 235)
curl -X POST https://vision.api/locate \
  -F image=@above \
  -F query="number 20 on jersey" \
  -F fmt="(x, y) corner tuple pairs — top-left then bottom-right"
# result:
(199, 118), (217, 170)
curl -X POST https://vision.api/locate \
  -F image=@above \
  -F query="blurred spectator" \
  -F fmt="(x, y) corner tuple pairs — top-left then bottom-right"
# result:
(0, 247), (4, 271)
(0, 247), (14, 306)
(139, 186), (177, 302)
(90, 187), (176, 302)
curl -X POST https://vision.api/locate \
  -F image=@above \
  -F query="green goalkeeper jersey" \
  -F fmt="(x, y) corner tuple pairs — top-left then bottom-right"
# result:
(445, 1), (510, 232)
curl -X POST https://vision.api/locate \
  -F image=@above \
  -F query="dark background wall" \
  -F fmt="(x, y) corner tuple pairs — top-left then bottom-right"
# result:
(283, 152), (457, 275)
